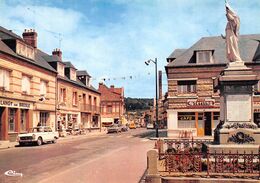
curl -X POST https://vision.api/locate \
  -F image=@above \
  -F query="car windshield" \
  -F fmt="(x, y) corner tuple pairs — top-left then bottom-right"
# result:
(29, 127), (44, 133)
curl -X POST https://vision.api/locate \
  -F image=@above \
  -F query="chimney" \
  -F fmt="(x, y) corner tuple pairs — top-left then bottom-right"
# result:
(22, 29), (38, 48)
(159, 70), (162, 100)
(110, 85), (114, 92)
(52, 48), (62, 61)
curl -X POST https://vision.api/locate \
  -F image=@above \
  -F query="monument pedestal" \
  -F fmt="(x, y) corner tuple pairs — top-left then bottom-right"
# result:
(210, 62), (260, 153)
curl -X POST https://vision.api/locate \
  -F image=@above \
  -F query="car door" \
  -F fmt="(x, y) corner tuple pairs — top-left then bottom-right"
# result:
(43, 127), (50, 141)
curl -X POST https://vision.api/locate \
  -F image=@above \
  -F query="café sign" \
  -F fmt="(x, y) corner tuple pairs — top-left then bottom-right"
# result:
(0, 99), (31, 109)
(187, 99), (215, 107)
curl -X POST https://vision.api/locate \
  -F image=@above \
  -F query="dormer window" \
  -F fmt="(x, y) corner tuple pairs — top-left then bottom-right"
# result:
(196, 50), (213, 63)
(57, 63), (65, 77)
(70, 69), (76, 81)
(16, 40), (35, 60)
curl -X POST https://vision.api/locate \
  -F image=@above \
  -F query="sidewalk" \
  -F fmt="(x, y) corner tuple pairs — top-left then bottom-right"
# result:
(0, 129), (107, 150)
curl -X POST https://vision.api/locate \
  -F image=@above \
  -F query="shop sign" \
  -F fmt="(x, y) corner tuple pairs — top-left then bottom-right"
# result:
(254, 108), (260, 113)
(187, 99), (215, 107)
(0, 99), (31, 109)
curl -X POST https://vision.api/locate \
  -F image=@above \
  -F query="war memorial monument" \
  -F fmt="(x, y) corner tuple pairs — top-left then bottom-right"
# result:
(210, 1), (260, 153)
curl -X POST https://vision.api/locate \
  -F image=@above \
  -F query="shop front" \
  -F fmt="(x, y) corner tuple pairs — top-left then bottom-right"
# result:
(167, 98), (220, 137)
(58, 111), (80, 131)
(0, 98), (33, 141)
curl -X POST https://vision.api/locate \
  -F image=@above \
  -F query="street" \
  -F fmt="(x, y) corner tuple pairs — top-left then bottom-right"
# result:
(0, 129), (154, 183)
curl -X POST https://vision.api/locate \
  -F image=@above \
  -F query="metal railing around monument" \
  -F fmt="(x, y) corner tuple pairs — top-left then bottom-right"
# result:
(155, 139), (260, 179)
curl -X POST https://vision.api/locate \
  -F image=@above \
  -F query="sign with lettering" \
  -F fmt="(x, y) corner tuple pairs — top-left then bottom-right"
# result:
(0, 99), (32, 109)
(187, 99), (215, 107)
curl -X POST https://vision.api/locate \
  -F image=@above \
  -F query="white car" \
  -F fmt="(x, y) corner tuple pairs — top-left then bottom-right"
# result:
(17, 126), (59, 146)
(147, 123), (154, 129)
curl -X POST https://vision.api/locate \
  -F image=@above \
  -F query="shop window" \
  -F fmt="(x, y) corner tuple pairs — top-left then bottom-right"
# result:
(8, 108), (16, 132)
(72, 92), (78, 106)
(40, 80), (47, 96)
(254, 113), (260, 127)
(254, 81), (260, 95)
(21, 75), (31, 94)
(178, 112), (196, 128)
(20, 109), (27, 131)
(177, 80), (196, 93)
(92, 116), (99, 127)
(213, 112), (220, 129)
(196, 50), (213, 63)
(0, 69), (10, 91)
(39, 112), (49, 126)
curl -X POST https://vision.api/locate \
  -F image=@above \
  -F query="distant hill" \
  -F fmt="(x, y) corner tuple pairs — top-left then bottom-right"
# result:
(125, 97), (153, 111)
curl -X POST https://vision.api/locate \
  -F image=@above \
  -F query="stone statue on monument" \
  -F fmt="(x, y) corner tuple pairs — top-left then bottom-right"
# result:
(221, 0), (242, 62)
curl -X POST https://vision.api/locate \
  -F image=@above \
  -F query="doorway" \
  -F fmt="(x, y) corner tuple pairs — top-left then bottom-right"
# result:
(204, 112), (212, 136)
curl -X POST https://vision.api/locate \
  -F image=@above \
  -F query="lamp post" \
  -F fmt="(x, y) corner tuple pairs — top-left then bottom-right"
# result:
(145, 58), (159, 138)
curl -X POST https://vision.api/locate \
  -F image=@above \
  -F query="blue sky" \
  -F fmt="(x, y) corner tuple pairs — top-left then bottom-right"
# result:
(1, 0), (260, 98)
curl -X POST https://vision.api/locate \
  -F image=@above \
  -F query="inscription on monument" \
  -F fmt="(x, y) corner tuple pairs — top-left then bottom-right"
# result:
(226, 95), (251, 122)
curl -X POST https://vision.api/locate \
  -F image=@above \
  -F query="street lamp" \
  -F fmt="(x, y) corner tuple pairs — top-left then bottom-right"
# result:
(145, 58), (159, 138)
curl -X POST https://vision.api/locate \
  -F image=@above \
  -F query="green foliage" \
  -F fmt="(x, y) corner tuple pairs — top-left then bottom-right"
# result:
(125, 97), (153, 111)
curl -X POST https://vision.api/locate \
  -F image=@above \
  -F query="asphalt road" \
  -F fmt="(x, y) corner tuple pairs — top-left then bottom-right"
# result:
(0, 128), (155, 183)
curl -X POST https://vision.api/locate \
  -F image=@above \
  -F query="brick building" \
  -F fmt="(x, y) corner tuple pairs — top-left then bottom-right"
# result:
(0, 27), (56, 141)
(98, 83), (125, 126)
(165, 34), (260, 137)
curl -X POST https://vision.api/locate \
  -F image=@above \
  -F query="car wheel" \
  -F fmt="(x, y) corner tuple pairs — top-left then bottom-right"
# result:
(52, 137), (57, 144)
(19, 142), (25, 146)
(37, 137), (43, 146)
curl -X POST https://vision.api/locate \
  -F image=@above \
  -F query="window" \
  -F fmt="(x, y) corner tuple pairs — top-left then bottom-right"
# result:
(178, 112), (196, 128)
(39, 112), (49, 126)
(196, 50), (213, 63)
(8, 108), (16, 132)
(22, 75), (31, 94)
(107, 105), (112, 113)
(60, 88), (66, 102)
(0, 69), (10, 90)
(89, 95), (92, 104)
(40, 80), (47, 96)
(20, 109), (27, 131)
(73, 92), (78, 105)
(177, 80), (196, 93)
(94, 97), (97, 106)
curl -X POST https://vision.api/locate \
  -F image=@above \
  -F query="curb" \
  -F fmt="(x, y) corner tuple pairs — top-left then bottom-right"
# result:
(0, 131), (107, 150)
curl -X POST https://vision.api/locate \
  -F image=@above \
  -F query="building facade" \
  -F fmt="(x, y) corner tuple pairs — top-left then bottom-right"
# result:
(165, 35), (260, 137)
(45, 49), (101, 131)
(0, 27), (56, 141)
(0, 26), (102, 141)
(98, 83), (125, 126)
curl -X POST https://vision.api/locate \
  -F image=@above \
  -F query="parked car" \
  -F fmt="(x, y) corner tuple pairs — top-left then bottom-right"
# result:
(147, 123), (154, 129)
(107, 124), (121, 133)
(17, 126), (59, 146)
(129, 123), (136, 129)
(136, 123), (141, 128)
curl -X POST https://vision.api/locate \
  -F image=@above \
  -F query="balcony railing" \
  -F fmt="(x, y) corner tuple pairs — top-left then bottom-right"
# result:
(80, 104), (100, 114)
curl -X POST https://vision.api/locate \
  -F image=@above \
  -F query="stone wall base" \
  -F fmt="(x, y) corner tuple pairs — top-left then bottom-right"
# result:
(145, 174), (161, 183)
